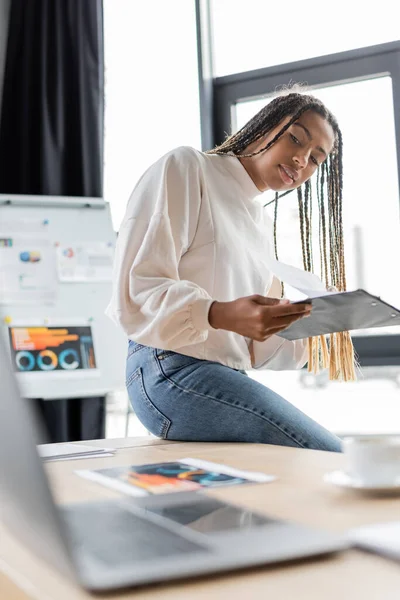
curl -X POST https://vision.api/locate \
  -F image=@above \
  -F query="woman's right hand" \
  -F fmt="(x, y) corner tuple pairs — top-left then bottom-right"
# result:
(208, 295), (312, 342)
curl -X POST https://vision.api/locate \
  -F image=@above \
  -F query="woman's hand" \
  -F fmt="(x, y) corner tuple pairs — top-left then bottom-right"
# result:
(208, 295), (312, 342)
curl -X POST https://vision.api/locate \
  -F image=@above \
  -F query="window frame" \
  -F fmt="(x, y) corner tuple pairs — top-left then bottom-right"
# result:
(195, 1), (400, 366)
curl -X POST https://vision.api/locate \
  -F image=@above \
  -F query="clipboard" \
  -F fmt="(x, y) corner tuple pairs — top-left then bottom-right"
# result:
(276, 289), (400, 341)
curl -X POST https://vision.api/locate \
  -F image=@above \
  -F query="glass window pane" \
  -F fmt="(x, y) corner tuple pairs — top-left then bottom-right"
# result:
(210, 0), (400, 76)
(249, 368), (400, 436)
(103, 0), (201, 231)
(234, 77), (400, 337)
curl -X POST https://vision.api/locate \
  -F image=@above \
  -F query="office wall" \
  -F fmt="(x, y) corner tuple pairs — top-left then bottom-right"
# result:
(0, 0), (11, 120)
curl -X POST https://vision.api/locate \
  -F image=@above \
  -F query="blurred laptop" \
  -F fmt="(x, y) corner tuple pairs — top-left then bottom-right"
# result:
(0, 332), (348, 592)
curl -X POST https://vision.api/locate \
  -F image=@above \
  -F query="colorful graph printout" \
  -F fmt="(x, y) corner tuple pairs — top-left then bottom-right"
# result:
(8, 326), (96, 372)
(76, 459), (274, 497)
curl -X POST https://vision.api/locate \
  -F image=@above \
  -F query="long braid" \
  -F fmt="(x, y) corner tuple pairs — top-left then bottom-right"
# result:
(297, 187), (306, 266)
(336, 130), (347, 291)
(304, 179), (313, 272)
(273, 192), (279, 261)
(273, 192), (285, 298)
(207, 90), (357, 381)
(316, 167), (324, 283)
(318, 162), (329, 286)
(328, 155), (338, 287)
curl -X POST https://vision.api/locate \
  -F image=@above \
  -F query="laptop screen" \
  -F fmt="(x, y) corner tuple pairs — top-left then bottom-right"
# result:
(0, 331), (75, 579)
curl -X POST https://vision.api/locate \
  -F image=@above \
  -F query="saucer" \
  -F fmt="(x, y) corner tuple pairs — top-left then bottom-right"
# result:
(323, 470), (400, 495)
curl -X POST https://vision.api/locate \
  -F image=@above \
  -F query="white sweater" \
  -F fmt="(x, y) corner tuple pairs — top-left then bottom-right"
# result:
(106, 146), (307, 371)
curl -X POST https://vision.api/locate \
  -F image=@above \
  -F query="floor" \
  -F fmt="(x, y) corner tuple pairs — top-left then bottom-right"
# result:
(105, 366), (400, 441)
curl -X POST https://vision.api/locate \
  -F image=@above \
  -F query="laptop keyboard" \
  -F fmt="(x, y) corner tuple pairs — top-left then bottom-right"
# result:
(61, 502), (209, 566)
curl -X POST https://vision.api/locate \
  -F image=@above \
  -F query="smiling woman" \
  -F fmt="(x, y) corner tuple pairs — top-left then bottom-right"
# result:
(106, 88), (355, 452)
(207, 89), (356, 382)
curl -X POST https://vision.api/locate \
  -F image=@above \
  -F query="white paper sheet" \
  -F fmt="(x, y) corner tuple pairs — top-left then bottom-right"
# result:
(268, 257), (333, 298)
(37, 443), (115, 461)
(349, 521), (400, 560)
(56, 242), (114, 282)
(0, 232), (57, 305)
(44, 453), (116, 462)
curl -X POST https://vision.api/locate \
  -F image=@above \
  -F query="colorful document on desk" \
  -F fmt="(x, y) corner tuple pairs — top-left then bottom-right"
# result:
(76, 458), (275, 497)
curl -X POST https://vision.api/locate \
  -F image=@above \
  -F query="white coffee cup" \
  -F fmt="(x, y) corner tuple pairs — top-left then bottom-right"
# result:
(342, 435), (400, 486)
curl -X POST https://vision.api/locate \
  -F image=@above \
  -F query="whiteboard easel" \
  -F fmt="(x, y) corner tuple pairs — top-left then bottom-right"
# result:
(0, 194), (127, 400)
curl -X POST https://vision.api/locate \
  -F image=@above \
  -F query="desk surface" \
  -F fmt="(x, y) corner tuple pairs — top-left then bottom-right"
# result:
(1, 438), (400, 600)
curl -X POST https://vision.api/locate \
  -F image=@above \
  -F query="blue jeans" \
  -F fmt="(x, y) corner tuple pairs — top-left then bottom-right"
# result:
(126, 341), (342, 452)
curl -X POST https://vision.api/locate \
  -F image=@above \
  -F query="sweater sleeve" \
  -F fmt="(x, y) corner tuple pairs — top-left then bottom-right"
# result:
(105, 147), (214, 349)
(250, 275), (308, 370)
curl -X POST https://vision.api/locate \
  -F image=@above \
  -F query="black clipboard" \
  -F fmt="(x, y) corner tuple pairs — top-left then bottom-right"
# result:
(276, 289), (400, 341)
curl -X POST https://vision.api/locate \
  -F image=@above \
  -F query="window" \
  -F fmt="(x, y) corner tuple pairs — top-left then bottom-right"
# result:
(250, 367), (400, 437)
(210, 0), (400, 77)
(103, 0), (202, 231)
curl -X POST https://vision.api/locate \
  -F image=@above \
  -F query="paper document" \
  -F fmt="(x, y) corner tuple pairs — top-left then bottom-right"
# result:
(268, 257), (332, 298)
(349, 521), (400, 561)
(56, 242), (114, 282)
(8, 325), (98, 376)
(0, 232), (57, 305)
(76, 458), (275, 497)
(50, 453), (115, 462)
(37, 443), (115, 462)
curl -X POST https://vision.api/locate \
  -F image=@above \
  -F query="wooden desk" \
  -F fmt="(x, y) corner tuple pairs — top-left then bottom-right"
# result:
(1, 438), (400, 600)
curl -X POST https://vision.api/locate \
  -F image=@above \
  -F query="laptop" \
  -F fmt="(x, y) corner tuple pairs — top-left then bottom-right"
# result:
(0, 332), (348, 592)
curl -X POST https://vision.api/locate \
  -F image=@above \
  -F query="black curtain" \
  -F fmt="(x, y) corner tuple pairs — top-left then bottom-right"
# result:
(0, 0), (103, 196)
(0, 0), (105, 442)
(36, 397), (106, 443)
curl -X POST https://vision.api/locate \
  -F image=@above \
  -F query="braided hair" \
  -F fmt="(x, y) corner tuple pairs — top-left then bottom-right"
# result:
(207, 91), (357, 381)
